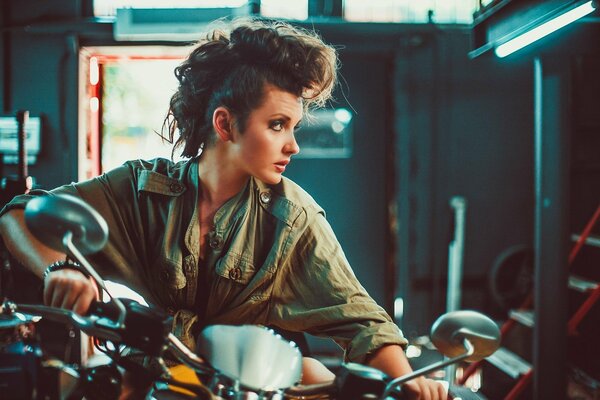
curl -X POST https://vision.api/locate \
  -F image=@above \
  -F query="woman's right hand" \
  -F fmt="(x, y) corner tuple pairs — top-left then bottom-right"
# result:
(43, 269), (100, 315)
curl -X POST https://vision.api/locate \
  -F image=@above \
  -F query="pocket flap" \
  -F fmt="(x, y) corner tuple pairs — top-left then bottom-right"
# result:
(214, 253), (256, 284)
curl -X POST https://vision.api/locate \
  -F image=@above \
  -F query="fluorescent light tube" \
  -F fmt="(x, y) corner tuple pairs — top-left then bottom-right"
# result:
(495, 1), (596, 58)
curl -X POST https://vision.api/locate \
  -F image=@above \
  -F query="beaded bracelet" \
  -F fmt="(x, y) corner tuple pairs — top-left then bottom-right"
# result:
(42, 260), (90, 280)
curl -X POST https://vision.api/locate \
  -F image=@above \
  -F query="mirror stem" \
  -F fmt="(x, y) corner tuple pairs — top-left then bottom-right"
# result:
(380, 338), (474, 399)
(63, 231), (127, 329)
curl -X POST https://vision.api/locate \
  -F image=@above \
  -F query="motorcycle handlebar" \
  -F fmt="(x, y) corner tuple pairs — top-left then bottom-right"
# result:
(6, 301), (456, 400)
(16, 303), (123, 342)
(11, 302), (379, 398)
(12, 300), (211, 374)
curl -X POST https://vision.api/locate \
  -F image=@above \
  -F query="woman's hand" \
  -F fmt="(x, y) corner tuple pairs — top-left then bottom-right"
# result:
(402, 376), (448, 400)
(44, 269), (100, 315)
(367, 344), (448, 400)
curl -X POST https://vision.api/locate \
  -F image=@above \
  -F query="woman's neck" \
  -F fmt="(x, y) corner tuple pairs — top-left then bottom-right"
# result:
(197, 147), (249, 209)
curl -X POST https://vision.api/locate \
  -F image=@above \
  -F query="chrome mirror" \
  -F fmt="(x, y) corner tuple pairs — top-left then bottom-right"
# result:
(431, 310), (501, 362)
(24, 194), (108, 255)
(382, 310), (500, 398)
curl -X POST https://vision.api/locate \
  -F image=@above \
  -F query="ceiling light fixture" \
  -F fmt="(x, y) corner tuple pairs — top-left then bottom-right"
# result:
(495, 0), (596, 58)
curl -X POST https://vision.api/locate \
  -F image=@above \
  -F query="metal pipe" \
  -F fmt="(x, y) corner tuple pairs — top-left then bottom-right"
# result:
(532, 56), (569, 400)
(16, 110), (28, 179)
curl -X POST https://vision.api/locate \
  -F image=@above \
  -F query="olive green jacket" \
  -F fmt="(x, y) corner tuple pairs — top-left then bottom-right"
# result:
(1, 157), (407, 362)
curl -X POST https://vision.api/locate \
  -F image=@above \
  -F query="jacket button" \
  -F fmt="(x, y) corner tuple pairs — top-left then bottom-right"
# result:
(170, 183), (184, 193)
(229, 267), (242, 280)
(260, 191), (272, 204)
(209, 233), (223, 249)
(161, 269), (170, 280)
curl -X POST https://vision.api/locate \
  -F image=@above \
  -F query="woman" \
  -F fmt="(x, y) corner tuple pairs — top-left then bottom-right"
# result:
(0, 18), (445, 399)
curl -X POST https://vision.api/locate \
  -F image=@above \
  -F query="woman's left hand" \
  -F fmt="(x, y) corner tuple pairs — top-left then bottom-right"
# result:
(401, 376), (448, 400)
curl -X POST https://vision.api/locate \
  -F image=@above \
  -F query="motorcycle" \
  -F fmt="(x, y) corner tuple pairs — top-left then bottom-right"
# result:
(0, 194), (501, 399)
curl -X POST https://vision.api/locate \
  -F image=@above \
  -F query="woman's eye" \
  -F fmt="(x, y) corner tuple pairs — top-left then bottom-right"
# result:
(270, 120), (284, 131)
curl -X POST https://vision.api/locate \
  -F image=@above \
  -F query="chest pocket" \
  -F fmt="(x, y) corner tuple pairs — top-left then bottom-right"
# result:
(212, 252), (271, 306)
(155, 257), (187, 290)
(214, 252), (256, 285)
(204, 251), (270, 324)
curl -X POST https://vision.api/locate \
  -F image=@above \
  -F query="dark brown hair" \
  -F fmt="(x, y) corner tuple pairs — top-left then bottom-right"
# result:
(163, 18), (338, 159)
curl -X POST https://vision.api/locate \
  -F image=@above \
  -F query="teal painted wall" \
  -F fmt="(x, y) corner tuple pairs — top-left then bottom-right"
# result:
(1, 1), (81, 186)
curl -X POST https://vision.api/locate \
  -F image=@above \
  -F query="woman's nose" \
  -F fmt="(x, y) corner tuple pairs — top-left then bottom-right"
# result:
(285, 134), (300, 155)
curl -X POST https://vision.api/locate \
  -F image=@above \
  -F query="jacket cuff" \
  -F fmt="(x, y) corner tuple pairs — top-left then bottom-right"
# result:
(345, 322), (409, 363)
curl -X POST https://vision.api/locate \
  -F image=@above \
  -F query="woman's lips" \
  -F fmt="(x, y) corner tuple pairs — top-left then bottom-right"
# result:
(274, 161), (289, 173)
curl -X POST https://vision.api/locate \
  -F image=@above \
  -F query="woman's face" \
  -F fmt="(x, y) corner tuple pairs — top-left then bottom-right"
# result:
(230, 84), (302, 185)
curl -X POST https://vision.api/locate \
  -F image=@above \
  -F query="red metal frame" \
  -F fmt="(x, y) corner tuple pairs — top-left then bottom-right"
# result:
(505, 370), (533, 400)
(457, 204), (600, 398)
(88, 60), (101, 178)
(568, 204), (600, 264)
(82, 51), (186, 179)
(569, 286), (600, 335)
(568, 203), (600, 334)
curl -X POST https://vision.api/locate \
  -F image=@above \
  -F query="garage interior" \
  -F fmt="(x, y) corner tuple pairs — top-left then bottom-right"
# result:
(1, 1), (599, 399)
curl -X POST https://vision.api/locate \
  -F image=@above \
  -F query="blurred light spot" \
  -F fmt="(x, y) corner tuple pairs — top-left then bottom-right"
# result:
(331, 121), (345, 134)
(405, 345), (422, 358)
(334, 108), (352, 124)
(89, 57), (99, 85)
(103, 280), (148, 306)
(90, 97), (100, 113)
(394, 297), (404, 321)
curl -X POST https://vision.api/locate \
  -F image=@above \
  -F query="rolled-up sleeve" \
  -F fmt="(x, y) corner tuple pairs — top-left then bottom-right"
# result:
(0, 188), (65, 217)
(268, 211), (408, 363)
(0, 166), (149, 297)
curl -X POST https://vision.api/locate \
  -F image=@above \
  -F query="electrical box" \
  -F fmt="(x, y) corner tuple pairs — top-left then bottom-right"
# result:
(0, 116), (41, 164)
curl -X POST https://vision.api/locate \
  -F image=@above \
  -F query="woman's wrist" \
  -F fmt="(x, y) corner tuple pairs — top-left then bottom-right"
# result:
(42, 260), (90, 280)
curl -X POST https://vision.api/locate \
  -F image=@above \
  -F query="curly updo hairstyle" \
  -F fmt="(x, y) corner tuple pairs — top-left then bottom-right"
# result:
(165, 19), (338, 158)
(164, 18), (338, 159)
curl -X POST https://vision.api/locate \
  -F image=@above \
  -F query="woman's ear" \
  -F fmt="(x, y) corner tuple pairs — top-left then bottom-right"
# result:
(212, 107), (235, 142)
